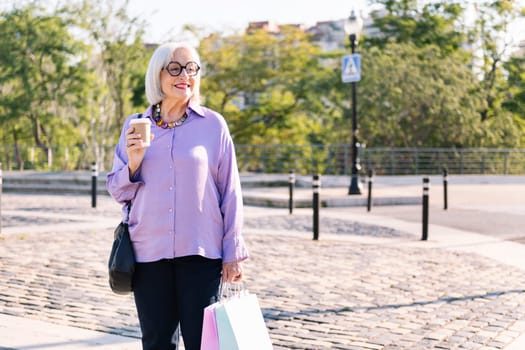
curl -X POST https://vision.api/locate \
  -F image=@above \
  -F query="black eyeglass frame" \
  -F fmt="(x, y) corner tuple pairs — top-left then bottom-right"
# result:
(162, 61), (201, 77)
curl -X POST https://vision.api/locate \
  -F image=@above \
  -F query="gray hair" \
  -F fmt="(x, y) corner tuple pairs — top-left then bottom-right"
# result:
(145, 42), (201, 105)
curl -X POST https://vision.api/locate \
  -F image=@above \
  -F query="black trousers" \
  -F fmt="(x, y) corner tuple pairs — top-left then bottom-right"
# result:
(133, 255), (222, 350)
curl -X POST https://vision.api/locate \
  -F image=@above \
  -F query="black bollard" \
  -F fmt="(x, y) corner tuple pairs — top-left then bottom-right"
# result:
(91, 162), (98, 208)
(443, 168), (448, 210)
(422, 177), (430, 241)
(367, 169), (374, 212)
(288, 170), (295, 215)
(312, 174), (320, 241)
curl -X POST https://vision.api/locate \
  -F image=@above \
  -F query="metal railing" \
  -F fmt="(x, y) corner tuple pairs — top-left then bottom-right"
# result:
(236, 145), (525, 175)
(2, 144), (525, 175)
(362, 147), (525, 175)
(0, 145), (113, 172)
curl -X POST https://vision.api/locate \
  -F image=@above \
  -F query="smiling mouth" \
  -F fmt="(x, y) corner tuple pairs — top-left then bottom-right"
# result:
(174, 83), (190, 89)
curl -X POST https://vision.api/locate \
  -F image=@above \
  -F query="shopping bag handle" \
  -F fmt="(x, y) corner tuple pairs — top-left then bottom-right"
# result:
(220, 282), (244, 300)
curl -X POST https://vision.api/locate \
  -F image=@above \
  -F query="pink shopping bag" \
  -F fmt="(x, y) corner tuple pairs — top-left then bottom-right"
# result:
(201, 303), (220, 350)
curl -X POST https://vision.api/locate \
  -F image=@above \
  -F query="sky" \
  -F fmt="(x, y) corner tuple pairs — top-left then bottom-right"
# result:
(1, 0), (523, 46)
(126, 0), (370, 42)
(125, 0), (524, 47)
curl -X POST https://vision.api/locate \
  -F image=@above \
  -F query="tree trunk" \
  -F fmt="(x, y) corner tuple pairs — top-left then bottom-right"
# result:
(11, 127), (24, 170)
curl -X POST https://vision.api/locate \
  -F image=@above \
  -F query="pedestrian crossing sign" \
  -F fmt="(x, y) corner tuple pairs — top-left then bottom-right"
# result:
(341, 54), (361, 83)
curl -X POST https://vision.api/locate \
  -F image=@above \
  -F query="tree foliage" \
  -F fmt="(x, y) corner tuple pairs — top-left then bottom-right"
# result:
(0, 0), (524, 171)
(199, 27), (334, 145)
(501, 54), (525, 144)
(358, 42), (523, 147)
(365, 0), (524, 147)
(0, 0), (148, 169)
(71, 0), (149, 164)
(468, 0), (525, 123)
(365, 0), (466, 55)
(0, 4), (88, 159)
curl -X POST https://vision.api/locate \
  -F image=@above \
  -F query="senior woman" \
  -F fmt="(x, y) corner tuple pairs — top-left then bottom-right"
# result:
(106, 42), (249, 350)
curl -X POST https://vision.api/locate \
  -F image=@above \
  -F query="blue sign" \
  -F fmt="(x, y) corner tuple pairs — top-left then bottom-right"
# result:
(341, 54), (361, 83)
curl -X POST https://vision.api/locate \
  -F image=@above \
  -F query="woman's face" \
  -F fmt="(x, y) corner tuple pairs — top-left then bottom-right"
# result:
(160, 47), (199, 104)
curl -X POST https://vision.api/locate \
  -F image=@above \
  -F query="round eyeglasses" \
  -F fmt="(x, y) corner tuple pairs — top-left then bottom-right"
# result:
(163, 61), (200, 77)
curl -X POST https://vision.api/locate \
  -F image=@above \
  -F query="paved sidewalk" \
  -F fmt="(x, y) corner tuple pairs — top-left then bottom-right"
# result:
(0, 176), (524, 349)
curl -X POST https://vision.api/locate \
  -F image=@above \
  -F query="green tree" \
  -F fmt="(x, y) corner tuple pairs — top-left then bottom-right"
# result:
(0, 0), (150, 170)
(470, 0), (525, 123)
(199, 27), (335, 145)
(72, 0), (149, 168)
(0, 3), (89, 169)
(365, 0), (466, 55)
(502, 54), (525, 116)
(365, 0), (524, 147)
(356, 43), (522, 148)
(501, 53), (525, 144)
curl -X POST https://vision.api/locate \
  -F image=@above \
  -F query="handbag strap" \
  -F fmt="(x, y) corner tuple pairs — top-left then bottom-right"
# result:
(124, 201), (131, 224)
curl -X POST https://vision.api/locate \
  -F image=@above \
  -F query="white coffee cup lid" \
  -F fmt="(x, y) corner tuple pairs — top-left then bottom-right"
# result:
(130, 118), (150, 124)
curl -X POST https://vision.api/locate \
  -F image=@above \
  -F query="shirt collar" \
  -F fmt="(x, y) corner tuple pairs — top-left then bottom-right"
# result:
(144, 100), (205, 120)
(143, 105), (154, 121)
(188, 100), (205, 117)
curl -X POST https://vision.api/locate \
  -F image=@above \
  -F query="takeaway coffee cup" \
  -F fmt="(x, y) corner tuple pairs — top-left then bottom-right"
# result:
(129, 118), (151, 147)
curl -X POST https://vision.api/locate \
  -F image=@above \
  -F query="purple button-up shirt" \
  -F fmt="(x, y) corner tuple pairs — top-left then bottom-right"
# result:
(106, 103), (249, 264)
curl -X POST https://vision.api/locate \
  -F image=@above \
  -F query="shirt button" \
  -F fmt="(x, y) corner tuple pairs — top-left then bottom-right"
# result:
(169, 208), (173, 212)
(169, 186), (173, 190)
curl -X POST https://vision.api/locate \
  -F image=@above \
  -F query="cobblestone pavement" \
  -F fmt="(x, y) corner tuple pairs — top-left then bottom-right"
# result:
(1, 194), (525, 349)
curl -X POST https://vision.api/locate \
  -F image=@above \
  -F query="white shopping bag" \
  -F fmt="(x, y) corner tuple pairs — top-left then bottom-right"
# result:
(215, 291), (273, 350)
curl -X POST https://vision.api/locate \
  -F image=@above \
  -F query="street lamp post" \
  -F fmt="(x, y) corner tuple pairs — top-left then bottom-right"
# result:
(344, 11), (363, 195)
(348, 33), (362, 195)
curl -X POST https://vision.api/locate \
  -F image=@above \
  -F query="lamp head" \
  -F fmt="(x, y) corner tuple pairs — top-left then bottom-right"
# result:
(344, 10), (363, 42)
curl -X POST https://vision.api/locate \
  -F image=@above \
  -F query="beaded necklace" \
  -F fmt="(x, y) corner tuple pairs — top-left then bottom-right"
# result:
(154, 103), (188, 129)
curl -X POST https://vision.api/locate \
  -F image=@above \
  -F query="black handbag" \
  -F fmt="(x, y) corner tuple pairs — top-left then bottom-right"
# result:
(108, 221), (136, 294)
